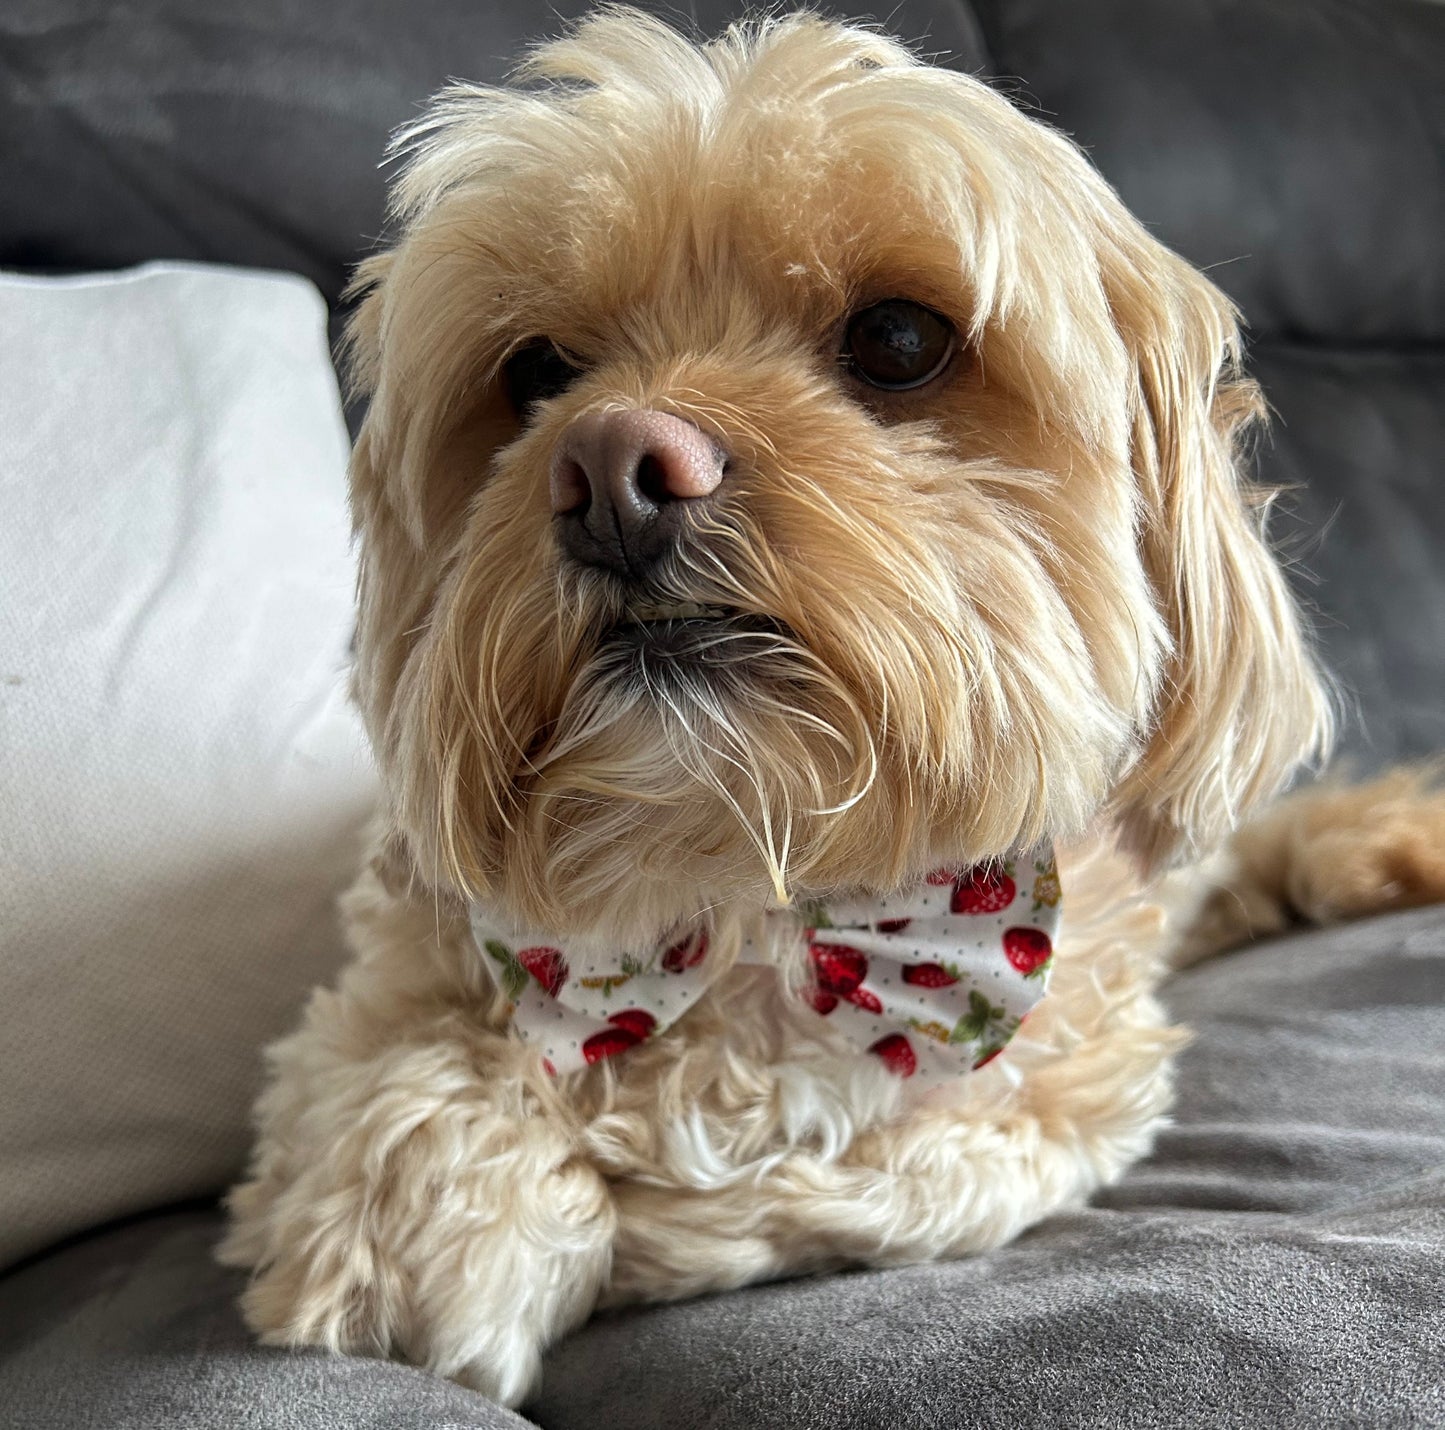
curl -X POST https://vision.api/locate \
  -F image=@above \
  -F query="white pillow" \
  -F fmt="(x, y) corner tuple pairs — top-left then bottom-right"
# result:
(0, 263), (376, 1270)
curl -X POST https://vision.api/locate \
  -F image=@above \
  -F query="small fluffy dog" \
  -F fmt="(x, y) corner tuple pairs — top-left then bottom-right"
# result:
(221, 8), (1445, 1407)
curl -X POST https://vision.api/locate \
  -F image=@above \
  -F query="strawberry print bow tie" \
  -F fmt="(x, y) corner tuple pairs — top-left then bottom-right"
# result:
(471, 846), (1061, 1087)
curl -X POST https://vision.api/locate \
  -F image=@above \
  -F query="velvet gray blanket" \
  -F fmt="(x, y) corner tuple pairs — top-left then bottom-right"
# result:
(2, 905), (1441, 1429)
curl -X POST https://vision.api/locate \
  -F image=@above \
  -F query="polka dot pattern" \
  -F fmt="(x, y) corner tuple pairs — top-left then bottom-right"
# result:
(471, 846), (1061, 1084)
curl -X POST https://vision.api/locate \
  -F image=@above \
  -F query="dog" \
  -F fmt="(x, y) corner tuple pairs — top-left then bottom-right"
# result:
(220, 8), (1445, 1407)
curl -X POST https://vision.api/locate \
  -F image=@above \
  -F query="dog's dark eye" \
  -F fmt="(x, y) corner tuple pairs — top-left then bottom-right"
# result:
(503, 340), (583, 420)
(844, 300), (956, 391)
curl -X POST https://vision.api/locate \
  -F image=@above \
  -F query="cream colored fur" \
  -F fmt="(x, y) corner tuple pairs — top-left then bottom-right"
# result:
(219, 9), (1440, 1408)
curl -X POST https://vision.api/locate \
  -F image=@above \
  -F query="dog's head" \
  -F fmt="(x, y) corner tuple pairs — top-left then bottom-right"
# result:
(346, 9), (1330, 939)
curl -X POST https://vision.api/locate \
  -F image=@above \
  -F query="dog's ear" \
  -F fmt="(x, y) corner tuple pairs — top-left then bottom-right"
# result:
(338, 257), (440, 763)
(1098, 228), (1333, 868)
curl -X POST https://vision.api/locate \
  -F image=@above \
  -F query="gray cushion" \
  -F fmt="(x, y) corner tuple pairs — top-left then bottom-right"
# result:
(0, 1214), (531, 1430)
(1251, 345), (1445, 770)
(3, 905), (1442, 1429)
(970, 0), (1445, 348)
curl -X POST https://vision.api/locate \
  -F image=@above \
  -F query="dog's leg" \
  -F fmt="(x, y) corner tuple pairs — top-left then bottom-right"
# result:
(219, 877), (615, 1407)
(1171, 766), (1445, 967)
(601, 886), (1182, 1301)
(605, 1017), (1180, 1301)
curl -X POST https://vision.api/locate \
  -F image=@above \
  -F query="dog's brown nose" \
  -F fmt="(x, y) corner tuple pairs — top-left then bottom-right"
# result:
(550, 409), (727, 577)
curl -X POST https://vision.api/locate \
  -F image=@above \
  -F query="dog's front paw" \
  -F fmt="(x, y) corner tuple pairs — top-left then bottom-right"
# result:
(223, 1025), (617, 1407)
(237, 1219), (593, 1406)
(230, 1143), (614, 1407)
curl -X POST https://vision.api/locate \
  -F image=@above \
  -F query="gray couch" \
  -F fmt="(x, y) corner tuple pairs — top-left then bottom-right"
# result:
(3, 2), (1443, 1426)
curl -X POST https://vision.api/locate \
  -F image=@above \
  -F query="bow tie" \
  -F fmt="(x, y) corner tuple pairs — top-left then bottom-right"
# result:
(471, 846), (1061, 1088)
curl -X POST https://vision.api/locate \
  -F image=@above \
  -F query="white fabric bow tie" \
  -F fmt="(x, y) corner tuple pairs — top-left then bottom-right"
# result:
(471, 846), (1061, 1087)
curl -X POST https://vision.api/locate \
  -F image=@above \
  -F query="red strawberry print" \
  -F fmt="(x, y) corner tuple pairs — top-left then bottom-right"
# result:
(517, 946), (569, 998)
(582, 1028), (638, 1063)
(541, 1057), (557, 1078)
(972, 1047), (1003, 1070)
(809, 943), (868, 996)
(869, 1033), (917, 1077)
(876, 917), (912, 934)
(607, 1008), (657, 1041)
(661, 933), (708, 973)
(901, 963), (959, 988)
(951, 863), (1017, 916)
(925, 867), (957, 887)
(1002, 926), (1052, 976)
(846, 986), (883, 1014)
(806, 988), (839, 1016)
(581, 1008), (659, 1064)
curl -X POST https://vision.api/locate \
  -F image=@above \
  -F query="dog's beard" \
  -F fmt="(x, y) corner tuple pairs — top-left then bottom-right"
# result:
(524, 607), (877, 917)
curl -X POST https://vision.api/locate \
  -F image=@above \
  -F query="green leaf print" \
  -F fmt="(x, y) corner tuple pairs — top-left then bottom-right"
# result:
(799, 900), (833, 930)
(484, 940), (527, 1001)
(950, 989), (1015, 1046)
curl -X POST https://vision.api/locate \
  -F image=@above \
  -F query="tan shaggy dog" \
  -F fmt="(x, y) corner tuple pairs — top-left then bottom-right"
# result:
(220, 8), (1445, 1407)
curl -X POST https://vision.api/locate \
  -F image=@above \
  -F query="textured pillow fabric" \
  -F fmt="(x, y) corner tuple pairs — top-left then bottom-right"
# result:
(0, 263), (375, 1270)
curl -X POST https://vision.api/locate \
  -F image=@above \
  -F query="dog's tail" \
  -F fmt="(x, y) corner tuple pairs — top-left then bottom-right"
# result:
(1165, 763), (1445, 968)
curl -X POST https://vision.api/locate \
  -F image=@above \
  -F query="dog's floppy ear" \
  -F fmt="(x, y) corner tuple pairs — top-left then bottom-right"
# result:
(1099, 229), (1333, 867)
(337, 255), (447, 788)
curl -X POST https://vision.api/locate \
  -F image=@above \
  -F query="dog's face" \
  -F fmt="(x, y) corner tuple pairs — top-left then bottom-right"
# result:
(347, 10), (1329, 939)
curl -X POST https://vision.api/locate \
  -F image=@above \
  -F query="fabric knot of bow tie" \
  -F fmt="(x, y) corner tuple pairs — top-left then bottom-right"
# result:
(471, 845), (1061, 1087)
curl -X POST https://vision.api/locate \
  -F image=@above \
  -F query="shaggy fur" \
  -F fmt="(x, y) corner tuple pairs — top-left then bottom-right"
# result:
(220, 9), (1440, 1408)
